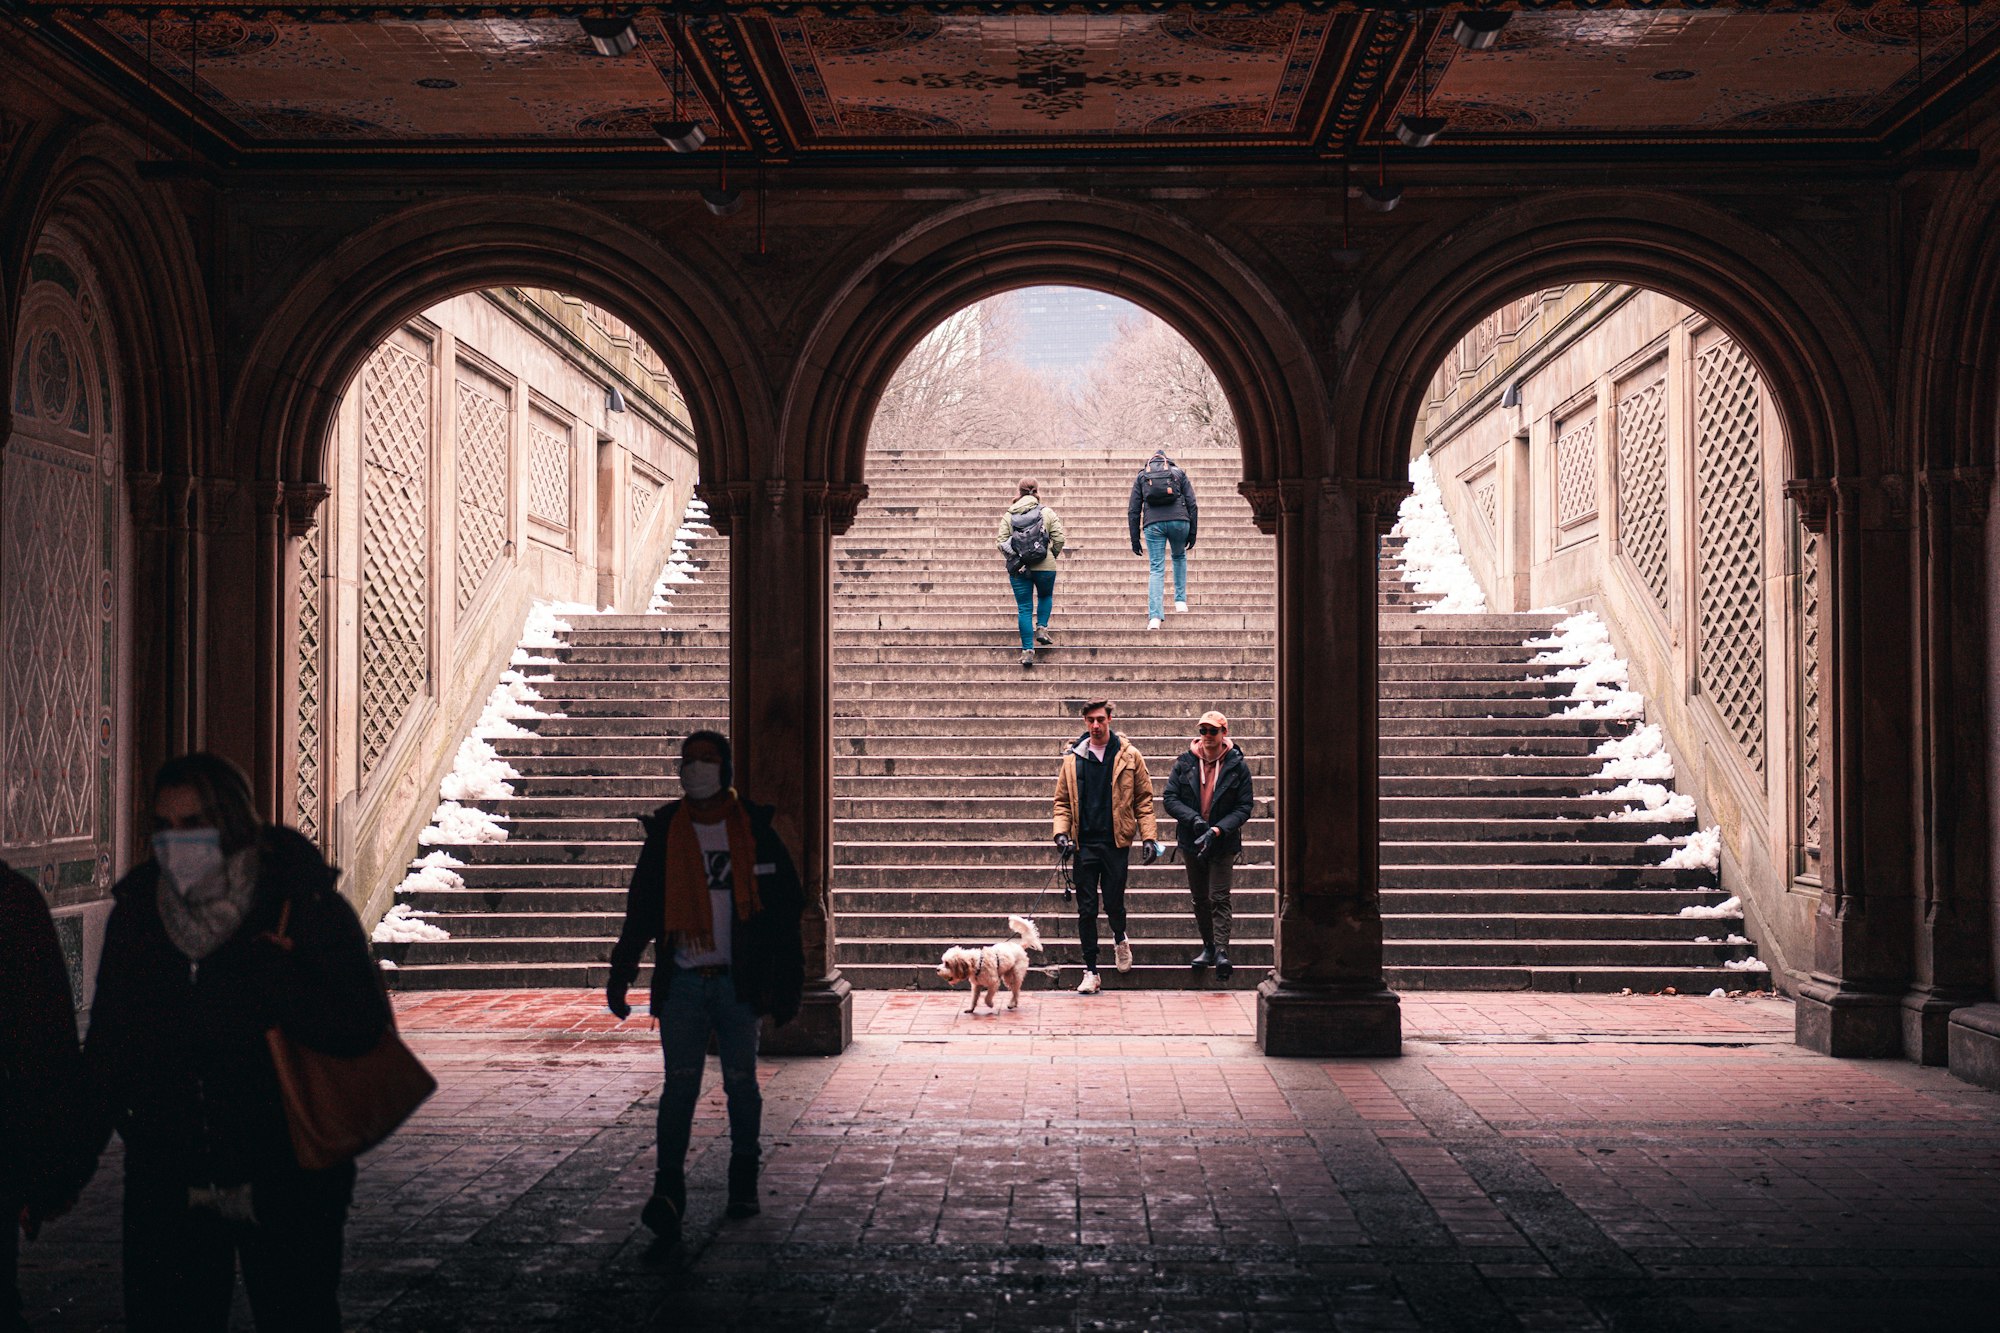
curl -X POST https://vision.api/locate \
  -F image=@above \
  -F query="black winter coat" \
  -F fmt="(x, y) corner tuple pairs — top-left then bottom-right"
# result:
(1161, 745), (1255, 859)
(1128, 457), (1199, 547)
(0, 861), (89, 1207)
(608, 799), (806, 1025)
(83, 828), (390, 1185)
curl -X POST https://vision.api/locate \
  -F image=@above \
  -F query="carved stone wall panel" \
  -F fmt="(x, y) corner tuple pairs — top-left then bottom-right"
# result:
(359, 339), (432, 778)
(1695, 336), (1766, 775)
(454, 374), (509, 610)
(1615, 373), (1670, 614)
(629, 467), (663, 532)
(1, 442), (97, 848)
(1554, 413), (1598, 531)
(295, 523), (323, 842)
(527, 414), (572, 537)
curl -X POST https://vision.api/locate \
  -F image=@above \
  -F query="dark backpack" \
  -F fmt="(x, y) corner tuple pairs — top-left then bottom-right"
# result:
(1006, 506), (1051, 571)
(1141, 459), (1178, 506)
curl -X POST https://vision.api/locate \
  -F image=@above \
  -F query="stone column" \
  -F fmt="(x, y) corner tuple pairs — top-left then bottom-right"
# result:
(1792, 476), (1917, 1057)
(700, 478), (867, 1056)
(1245, 476), (1405, 1056)
(1901, 468), (1994, 1062)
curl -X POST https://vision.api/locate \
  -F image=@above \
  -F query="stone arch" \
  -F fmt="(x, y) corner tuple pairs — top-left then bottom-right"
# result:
(228, 196), (771, 495)
(784, 193), (1326, 494)
(1336, 191), (1889, 488)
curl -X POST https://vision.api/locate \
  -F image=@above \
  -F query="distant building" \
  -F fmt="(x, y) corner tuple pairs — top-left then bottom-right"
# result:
(1006, 286), (1145, 384)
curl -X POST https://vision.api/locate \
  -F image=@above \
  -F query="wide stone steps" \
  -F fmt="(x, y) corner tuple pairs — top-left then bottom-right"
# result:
(379, 451), (1763, 997)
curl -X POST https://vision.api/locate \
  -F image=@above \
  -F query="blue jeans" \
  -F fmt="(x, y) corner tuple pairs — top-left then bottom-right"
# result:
(1146, 520), (1190, 619)
(656, 967), (762, 1195)
(1009, 569), (1057, 650)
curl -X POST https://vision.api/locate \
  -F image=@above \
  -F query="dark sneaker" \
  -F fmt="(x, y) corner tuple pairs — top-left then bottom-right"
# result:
(726, 1156), (761, 1219)
(1035, 627), (1053, 646)
(1190, 948), (1215, 969)
(1214, 950), (1232, 979)
(641, 1193), (682, 1243)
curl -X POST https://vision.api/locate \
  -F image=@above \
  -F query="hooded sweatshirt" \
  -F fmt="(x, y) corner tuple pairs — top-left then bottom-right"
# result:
(996, 493), (1065, 574)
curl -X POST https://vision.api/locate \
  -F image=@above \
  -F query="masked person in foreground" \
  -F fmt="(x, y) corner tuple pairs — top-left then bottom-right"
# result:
(607, 730), (805, 1247)
(84, 753), (389, 1332)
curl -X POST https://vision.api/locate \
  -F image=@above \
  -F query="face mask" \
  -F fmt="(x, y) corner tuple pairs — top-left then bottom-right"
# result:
(681, 760), (724, 802)
(154, 829), (225, 894)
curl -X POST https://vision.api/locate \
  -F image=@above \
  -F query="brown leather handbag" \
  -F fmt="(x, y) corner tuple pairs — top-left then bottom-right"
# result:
(264, 901), (437, 1171)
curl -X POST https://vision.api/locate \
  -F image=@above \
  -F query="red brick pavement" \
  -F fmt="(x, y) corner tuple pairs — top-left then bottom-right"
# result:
(19, 990), (2000, 1332)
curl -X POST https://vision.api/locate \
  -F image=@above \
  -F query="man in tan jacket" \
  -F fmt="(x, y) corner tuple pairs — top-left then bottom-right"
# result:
(1052, 699), (1161, 993)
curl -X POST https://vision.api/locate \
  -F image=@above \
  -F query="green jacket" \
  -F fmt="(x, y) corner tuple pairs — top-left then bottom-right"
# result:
(996, 495), (1065, 574)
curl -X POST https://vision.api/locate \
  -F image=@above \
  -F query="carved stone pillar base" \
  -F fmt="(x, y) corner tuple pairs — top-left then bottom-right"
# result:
(1946, 1004), (2000, 1091)
(762, 975), (853, 1056)
(1902, 988), (1980, 1066)
(1794, 979), (1901, 1058)
(1256, 977), (1401, 1057)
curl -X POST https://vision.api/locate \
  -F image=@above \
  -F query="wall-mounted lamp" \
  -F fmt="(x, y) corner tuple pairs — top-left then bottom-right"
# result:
(1500, 380), (1522, 409)
(607, 386), (628, 414)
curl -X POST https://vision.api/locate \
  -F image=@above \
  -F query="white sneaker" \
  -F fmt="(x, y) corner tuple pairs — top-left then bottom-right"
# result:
(1076, 970), (1101, 995)
(1173, 601), (1189, 613)
(1114, 939), (1133, 972)
(1147, 618), (1162, 630)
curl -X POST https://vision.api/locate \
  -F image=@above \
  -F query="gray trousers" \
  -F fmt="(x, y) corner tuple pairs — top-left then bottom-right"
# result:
(1185, 850), (1235, 951)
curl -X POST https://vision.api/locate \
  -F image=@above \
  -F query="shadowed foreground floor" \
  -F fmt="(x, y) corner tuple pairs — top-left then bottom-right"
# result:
(19, 990), (2000, 1331)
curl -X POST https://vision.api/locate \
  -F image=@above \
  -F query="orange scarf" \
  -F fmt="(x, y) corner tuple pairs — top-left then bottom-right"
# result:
(660, 792), (761, 955)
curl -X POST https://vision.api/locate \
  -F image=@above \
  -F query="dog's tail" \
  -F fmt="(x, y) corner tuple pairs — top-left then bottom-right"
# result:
(1009, 914), (1044, 953)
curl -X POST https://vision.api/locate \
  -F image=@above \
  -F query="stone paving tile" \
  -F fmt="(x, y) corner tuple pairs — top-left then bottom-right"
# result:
(16, 991), (2000, 1331)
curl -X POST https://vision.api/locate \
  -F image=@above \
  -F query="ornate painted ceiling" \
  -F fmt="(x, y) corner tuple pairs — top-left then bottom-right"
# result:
(29, 3), (2000, 159)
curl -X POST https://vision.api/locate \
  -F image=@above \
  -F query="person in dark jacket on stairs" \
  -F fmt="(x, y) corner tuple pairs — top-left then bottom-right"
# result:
(607, 730), (805, 1248)
(997, 477), (1065, 668)
(1128, 449), (1198, 629)
(2, 861), (91, 1333)
(84, 753), (391, 1333)
(1161, 711), (1254, 979)
(1052, 700), (1161, 994)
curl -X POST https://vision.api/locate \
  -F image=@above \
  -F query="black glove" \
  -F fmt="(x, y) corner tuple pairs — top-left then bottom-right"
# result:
(1189, 820), (1210, 839)
(1055, 833), (1073, 855)
(1132, 544), (1144, 557)
(1140, 840), (1160, 866)
(1194, 829), (1217, 859)
(607, 979), (632, 1021)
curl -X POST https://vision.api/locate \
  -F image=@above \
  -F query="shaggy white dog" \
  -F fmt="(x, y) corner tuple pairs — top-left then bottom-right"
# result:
(936, 915), (1044, 1013)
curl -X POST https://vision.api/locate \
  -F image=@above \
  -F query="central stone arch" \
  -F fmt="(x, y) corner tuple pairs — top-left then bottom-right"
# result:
(745, 194), (1394, 1056)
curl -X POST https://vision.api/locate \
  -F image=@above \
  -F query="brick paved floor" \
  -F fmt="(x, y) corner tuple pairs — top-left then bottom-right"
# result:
(19, 990), (2000, 1331)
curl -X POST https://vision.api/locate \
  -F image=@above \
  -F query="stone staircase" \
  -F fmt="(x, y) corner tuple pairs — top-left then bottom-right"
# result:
(380, 447), (1760, 995)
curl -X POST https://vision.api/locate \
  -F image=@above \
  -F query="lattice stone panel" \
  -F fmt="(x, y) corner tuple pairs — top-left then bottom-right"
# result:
(455, 378), (509, 611)
(1798, 519), (1822, 870)
(630, 471), (663, 531)
(528, 420), (572, 533)
(295, 525), (323, 843)
(359, 341), (431, 777)
(1, 441), (97, 848)
(1473, 478), (1498, 537)
(1695, 337), (1767, 774)
(1616, 374), (1670, 614)
(1554, 415), (1598, 529)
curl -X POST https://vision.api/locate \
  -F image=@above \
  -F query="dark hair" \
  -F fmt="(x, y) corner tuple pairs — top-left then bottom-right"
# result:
(681, 729), (734, 788)
(1017, 477), (1038, 497)
(152, 752), (261, 853)
(1080, 699), (1112, 718)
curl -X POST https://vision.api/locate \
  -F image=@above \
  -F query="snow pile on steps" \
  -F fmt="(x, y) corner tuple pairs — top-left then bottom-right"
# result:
(1390, 455), (1487, 614)
(371, 601), (593, 944)
(1526, 613), (1645, 720)
(1679, 894), (1744, 920)
(648, 497), (713, 613)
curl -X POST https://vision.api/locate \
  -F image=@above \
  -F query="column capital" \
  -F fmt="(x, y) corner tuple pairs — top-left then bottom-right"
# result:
(127, 468), (166, 532)
(1324, 477), (1412, 534)
(1785, 478), (1832, 532)
(282, 482), (332, 539)
(1237, 478), (1314, 536)
(693, 481), (755, 536)
(804, 481), (869, 536)
(1916, 465), (1993, 528)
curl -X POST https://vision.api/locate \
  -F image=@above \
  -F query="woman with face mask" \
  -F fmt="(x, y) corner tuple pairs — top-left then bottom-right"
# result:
(606, 730), (805, 1248)
(82, 753), (389, 1331)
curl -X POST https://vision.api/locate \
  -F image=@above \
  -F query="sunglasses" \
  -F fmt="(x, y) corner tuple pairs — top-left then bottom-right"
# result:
(1197, 725), (1223, 736)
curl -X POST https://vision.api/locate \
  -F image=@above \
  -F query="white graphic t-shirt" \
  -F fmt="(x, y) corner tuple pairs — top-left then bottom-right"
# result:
(672, 819), (735, 969)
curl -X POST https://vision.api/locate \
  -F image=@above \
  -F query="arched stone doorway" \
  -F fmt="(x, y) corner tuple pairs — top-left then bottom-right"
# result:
(1335, 195), (1895, 1058)
(782, 196), (1401, 1055)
